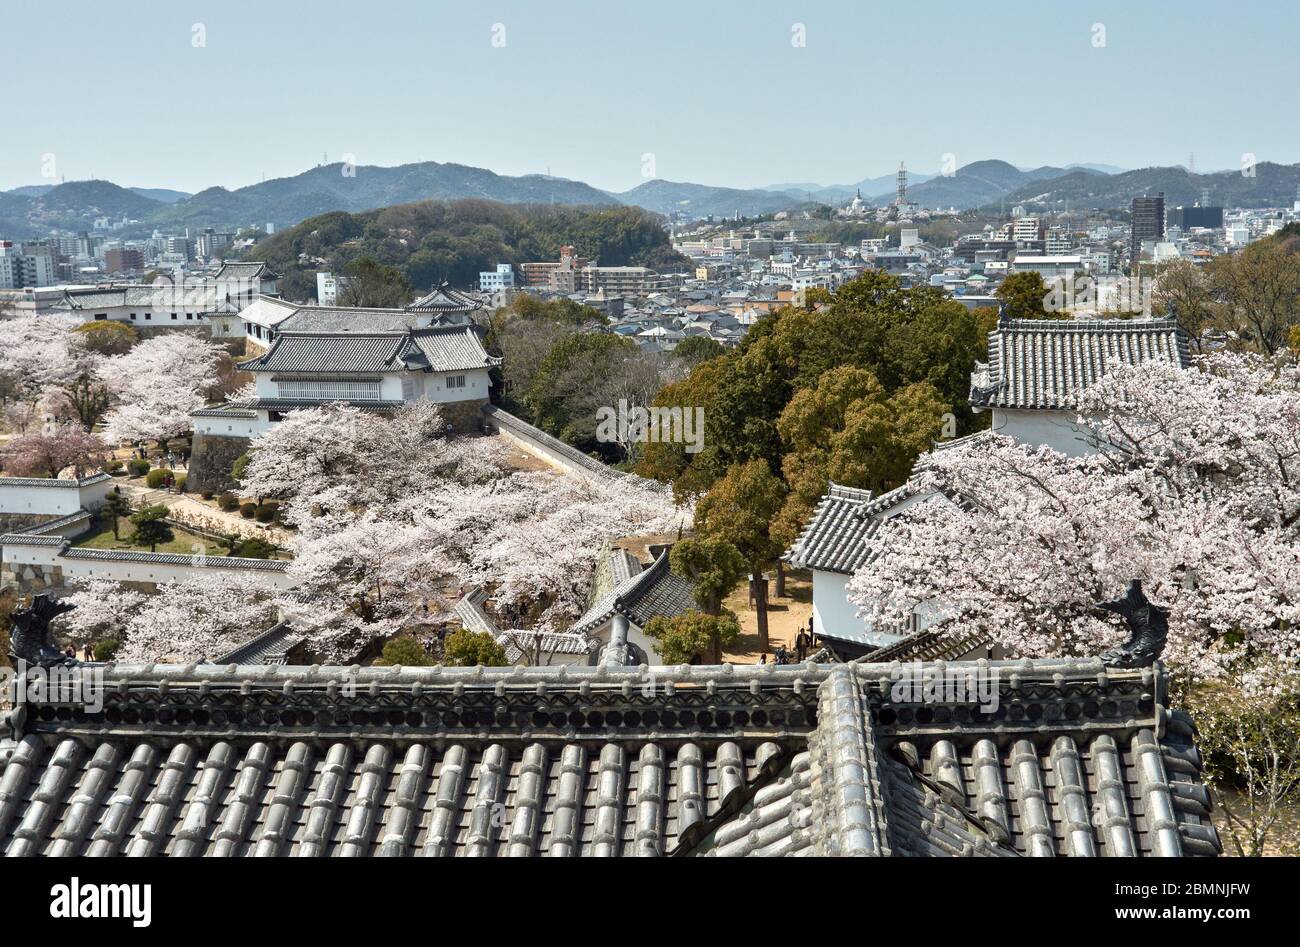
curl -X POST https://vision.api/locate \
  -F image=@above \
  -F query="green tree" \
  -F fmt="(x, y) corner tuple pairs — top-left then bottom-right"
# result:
(645, 609), (742, 664)
(1154, 258), (1216, 352)
(770, 367), (950, 552)
(129, 504), (174, 552)
(525, 332), (647, 451)
(995, 271), (1049, 320)
(74, 320), (137, 356)
(694, 460), (787, 651)
(443, 628), (509, 667)
(1207, 235), (1300, 355)
(337, 255), (413, 308)
(101, 488), (133, 540)
(672, 336), (725, 367)
(376, 637), (432, 667)
(669, 536), (748, 615)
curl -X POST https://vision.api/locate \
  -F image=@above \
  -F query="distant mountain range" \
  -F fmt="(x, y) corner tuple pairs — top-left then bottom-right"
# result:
(987, 162), (1300, 212)
(2, 156), (1298, 240)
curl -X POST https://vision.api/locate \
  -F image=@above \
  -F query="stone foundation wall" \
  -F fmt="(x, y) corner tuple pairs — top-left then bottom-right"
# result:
(1, 561), (64, 595)
(187, 432), (252, 495)
(0, 513), (53, 534)
(442, 398), (490, 433)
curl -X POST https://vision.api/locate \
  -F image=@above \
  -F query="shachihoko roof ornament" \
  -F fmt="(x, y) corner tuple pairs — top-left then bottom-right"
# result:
(8, 595), (77, 669)
(1097, 579), (1168, 668)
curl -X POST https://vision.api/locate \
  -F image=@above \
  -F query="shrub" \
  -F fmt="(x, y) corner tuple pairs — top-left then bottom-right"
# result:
(92, 638), (121, 662)
(127, 459), (150, 477)
(174, 475), (187, 493)
(231, 454), (250, 482)
(239, 502), (257, 518)
(232, 537), (278, 559)
(376, 637), (431, 667)
(145, 468), (173, 489)
(217, 493), (239, 511)
(201, 491), (215, 501)
(105, 458), (124, 474)
(254, 502), (279, 523)
(443, 629), (508, 667)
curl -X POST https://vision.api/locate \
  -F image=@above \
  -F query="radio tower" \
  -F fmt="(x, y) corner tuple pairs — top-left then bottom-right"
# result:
(896, 162), (908, 205)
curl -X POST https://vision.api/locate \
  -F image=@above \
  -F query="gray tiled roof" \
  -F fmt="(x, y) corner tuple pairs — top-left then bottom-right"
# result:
(242, 327), (497, 376)
(213, 623), (304, 666)
(408, 284), (483, 312)
(0, 473), (112, 489)
(689, 661), (1219, 857)
(241, 334), (405, 374)
(241, 398), (405, 413)
(59, 547), (289, 571)
(971, 317), (1191, 411)
(451, 587), (498, 636)
(215, 261), (274, 281)
(191, 405), (259, 419)
(274, 307), (418, 335)
(568, 549), (697, 637)
(785, 482), (911, 575)
(859, 624), (993, 664)
(0, 659), (1220, 857)
(402, 327), (500, 372)
(496, 630), (593, 664)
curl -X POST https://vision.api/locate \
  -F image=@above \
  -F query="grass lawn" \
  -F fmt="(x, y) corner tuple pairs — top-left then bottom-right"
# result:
(74, 519), (230, 557)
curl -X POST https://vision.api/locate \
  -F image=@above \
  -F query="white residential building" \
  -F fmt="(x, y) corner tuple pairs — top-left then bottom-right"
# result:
(479, 264), (515, 292)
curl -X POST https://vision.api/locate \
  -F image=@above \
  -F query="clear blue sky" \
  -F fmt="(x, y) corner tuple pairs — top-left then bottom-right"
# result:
(4, 0), (1295, 194)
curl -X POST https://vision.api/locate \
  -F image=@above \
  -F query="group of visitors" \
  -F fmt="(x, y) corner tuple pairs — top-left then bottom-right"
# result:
(757, 618), (818, 665)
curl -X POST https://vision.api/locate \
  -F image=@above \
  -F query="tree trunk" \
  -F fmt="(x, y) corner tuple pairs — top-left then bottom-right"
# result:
(775, 560), (786, 598)
(753, 569), (769, 653)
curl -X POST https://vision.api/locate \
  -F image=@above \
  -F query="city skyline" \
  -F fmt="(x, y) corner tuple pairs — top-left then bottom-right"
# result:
(4, 0), (1299, 194)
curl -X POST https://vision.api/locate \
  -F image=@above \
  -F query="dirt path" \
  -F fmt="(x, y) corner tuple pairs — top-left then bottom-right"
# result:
(721, 572), (813, 664)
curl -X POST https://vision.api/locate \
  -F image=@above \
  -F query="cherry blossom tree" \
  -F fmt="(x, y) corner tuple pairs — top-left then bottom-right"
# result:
(276, 506), (458, 661)
(242, 401), (686, 641)
(99, 333), (225, 447)
(62, 574), (280, 664)
(0, 316), (109, 429)
(846, 353), (1300, 693)
(0, 316), (89, 396)
(58, 580), (147, 642)
(2, 425), (108, 478)
(85, 400), (687, 663)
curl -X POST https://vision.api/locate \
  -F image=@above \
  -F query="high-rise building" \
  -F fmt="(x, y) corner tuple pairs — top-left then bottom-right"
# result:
(0, 241), (57, 288)
(1170, 206), (1224, 230)
(1130, 193), (1165, 267)
(105, 248), (145, 273)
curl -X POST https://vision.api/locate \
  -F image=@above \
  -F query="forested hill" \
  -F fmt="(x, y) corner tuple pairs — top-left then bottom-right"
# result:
(242, 199), (690, 300)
